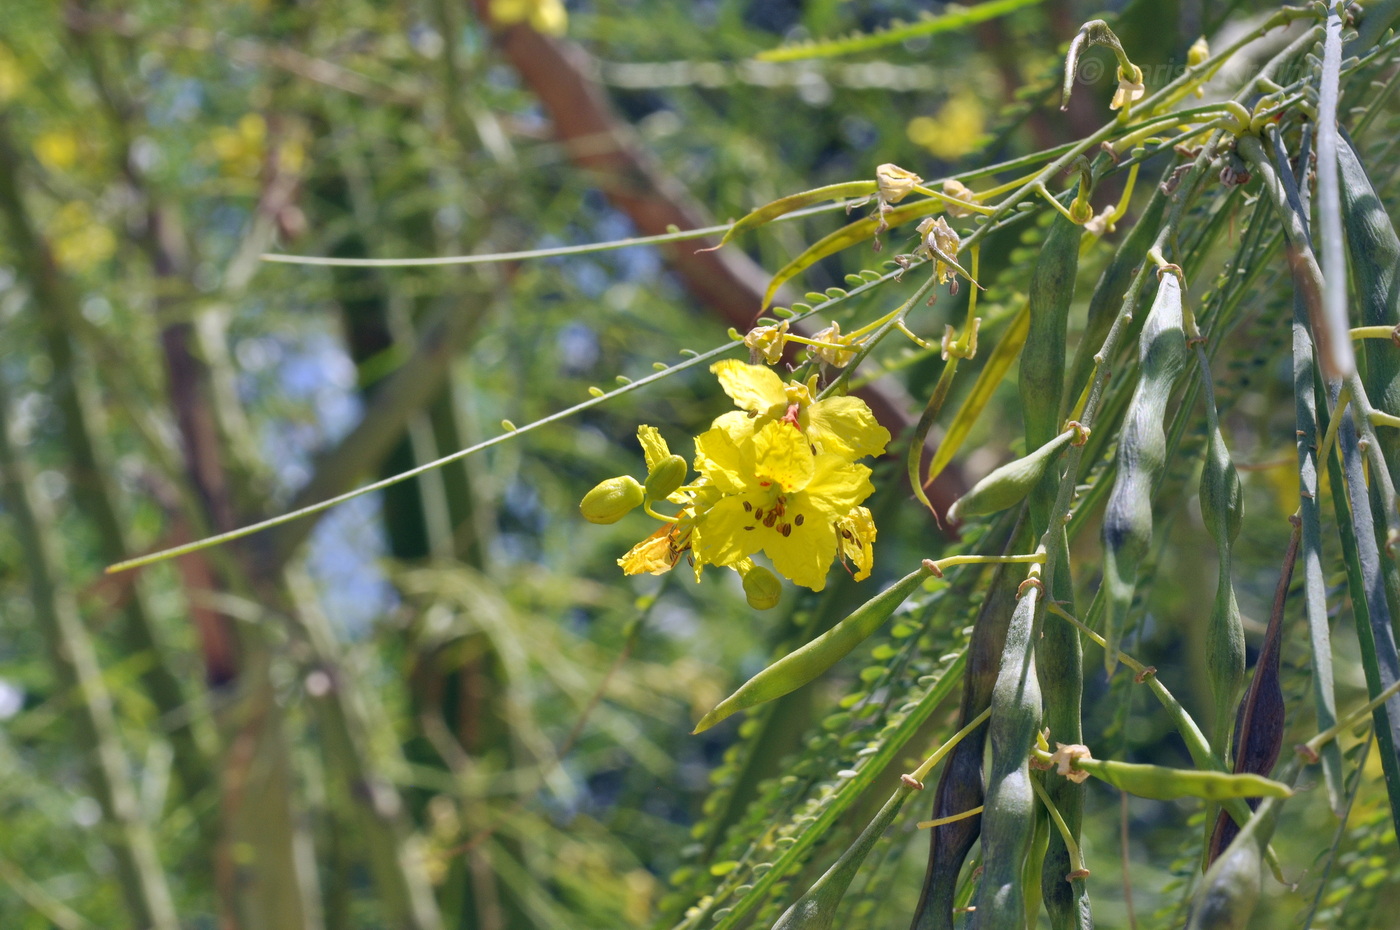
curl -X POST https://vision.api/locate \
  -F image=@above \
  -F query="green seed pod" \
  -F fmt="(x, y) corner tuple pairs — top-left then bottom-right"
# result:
(911, 552), (1023, 930)
(1072, 758), (1291, 802)
(1186, 797), (1282, 930)
(579, 475), (644, 524)
(1200, 420), (1245, 754)
(1101, 273), (1187, 671)
(1339, 132), (1400, 488)
(946, 430), (1075, 524)
(1037, 533), (1088, 930)
(1020, 214), (1080, 452)
(742, 565), (783, 611)
(1187, 831), (1261, 930)
(1020, 211), (1088, 930)
(645, 453), (688, 501)
(1296, 129), (1344, 813)
(693, 563), (932, 732)
(772, 789), (911, 930)
(974, 585), (1042, 929)
(1208, 528), (1294, 865)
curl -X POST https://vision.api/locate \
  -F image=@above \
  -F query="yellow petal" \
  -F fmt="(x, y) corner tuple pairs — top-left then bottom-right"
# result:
(766, 516), (838, 591)
(802, 397), (890, 461)
(753, 420), (815, 493)
(836, 507), (877, 581)
(694, 423), (752, 495)
(692, 496), (765, 568)
(711, 359), (787, 415)
(710, 410), (758, 443)
(618, 527), (680, 575)
(800, 455), (874, 518)
(637, 425), (671, 472)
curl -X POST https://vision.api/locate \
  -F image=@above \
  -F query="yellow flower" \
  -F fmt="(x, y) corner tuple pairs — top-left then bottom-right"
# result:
(0, 46), (27, 104)
(875, 163), (922, 205)
(916, 216), (961, 285)
(709, 359), (890, 461)
(595, 366), (886, 593)
(1109, 67), (1145, 111)
(836, 507), (876, 581)
(691, 420), (874, 591)
(743, 320), (790, 365)
(810, 322), (856, 369)
(941, 179), (979, 218)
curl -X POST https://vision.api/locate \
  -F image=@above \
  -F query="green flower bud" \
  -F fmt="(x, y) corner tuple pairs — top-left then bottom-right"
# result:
(742, 565), (783, 610)
(644, 454), (688, 502)
(580, 475), (644, 524)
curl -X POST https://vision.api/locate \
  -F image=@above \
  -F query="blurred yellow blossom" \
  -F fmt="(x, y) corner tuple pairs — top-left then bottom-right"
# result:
(49, 201), (116, 272)
(34, 130), (79, 171)
(0, 47), (26, 104)
(209, 113), (267, 177)
(490, 0), (568, 35)
(907, 92), (986, 161)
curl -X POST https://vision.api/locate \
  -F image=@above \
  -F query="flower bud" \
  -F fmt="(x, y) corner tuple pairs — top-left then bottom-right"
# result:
(742, 565), (783, 610)
(644, 454), (688, 502)
(580, 475), (644, 524)
(1069, 196), (1095, 224)
(1187, 36), (1209, 68)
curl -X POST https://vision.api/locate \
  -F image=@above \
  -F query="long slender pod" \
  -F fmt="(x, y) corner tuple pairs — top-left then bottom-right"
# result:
(1338, 130), (1400, 662)
(1101, 273), (1188, 671)
(1327, 391), (1400, 840)
(1198, 374), (1245, 760)
(1021, 211), (1090, 929)
(910, 547), (1025, 930)
(1207, 525), (1297, 864)
(1338, 133), (1400, 474)
(1278, 124), (1344, 811)
(1021, 214), (1080, 451)
(973, 580), (1043, 929)
(1185, 795), (1282, 930)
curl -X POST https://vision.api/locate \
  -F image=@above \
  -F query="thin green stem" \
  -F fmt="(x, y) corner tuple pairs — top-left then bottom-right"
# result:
(911, 707), (993, 783)
(1030, 776), (1088, 878)
(916, 806), (985, 830)
(262, 199), (855, 267)
(1305, 678), (1400, 755)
